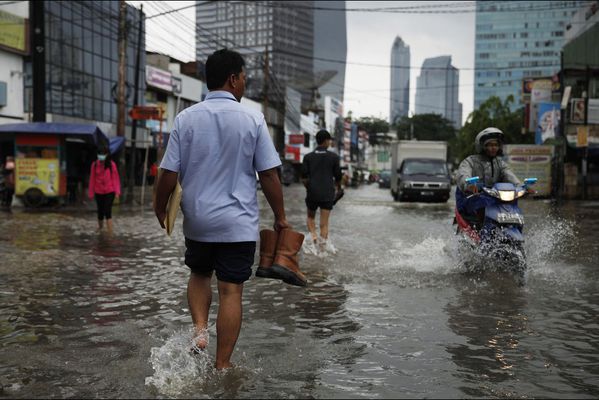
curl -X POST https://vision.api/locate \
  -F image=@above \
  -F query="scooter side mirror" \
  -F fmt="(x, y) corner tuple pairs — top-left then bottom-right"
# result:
(465, 176), (480, 184)
(523, 177), (538, 186)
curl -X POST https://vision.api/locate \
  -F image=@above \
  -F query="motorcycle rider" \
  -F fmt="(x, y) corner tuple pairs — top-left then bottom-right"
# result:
(455, 127), (523, 224)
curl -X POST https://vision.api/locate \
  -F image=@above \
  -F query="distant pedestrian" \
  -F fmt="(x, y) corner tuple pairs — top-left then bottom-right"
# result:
(148, 162), (158, 185)
(0, 156), (15, 210)
(154, 48), (305, 370)
(88, 150), (120, 231)
(301, 129), (342, 254)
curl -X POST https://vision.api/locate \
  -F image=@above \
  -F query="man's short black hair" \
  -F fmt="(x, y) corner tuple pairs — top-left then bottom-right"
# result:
(316, 129), (332, 145)
(205, 49), (246, 90)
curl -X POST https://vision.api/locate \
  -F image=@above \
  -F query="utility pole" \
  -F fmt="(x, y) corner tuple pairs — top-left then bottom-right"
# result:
(30, 0), (46, 122)
(117, 0), (127, 137)
(127, 5), (143, 203)
(262, 49), (269, 122)
(116, 0), (128, 205)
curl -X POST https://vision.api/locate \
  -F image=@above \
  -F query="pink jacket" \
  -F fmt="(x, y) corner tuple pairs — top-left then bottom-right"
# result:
(88, 160), (121, 198)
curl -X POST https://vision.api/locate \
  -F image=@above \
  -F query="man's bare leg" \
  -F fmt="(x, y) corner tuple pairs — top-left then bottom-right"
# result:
(97, 219), (103, 230)
(306, 209), (318, 242)
(187, 272), (213, 349)
(319, 209), (331, 239)
(215, 280), (244, 370)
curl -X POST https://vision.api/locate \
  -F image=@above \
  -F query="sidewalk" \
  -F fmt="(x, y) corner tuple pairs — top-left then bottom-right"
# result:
(9, 184), (156, 211)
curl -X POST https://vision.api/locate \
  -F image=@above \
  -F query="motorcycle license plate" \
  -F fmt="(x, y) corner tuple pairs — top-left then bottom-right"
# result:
(497, 212), (524, 224)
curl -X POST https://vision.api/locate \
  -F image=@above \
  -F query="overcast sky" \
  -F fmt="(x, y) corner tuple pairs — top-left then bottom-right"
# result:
(129, 1), (476, 124)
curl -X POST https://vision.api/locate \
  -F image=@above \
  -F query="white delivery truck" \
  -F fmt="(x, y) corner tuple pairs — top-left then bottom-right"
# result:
(390, 140), (451, 202)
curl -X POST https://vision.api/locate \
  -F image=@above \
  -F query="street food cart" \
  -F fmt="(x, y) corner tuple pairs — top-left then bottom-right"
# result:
(0, 123), (116, 207)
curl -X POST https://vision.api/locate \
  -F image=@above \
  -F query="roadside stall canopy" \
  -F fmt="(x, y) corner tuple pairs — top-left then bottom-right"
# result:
(0, 122), (111, 150)
(109, 136), (125, 155)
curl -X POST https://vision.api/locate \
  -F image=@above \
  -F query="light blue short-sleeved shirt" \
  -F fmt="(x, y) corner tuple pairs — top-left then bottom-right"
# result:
(160, 91), (281, 242)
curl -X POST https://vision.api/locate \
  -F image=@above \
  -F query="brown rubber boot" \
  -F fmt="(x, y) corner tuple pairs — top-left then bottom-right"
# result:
(271, 229), (307, 287)
(255, 229), (278, 279)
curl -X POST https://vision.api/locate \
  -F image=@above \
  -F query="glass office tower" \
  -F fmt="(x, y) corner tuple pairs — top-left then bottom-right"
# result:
(474, 1), (583, 110)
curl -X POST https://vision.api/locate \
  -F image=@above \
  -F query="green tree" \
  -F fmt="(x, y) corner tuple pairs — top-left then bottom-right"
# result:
(394, 113), (456, 142)
(454, 95), (531, 163)
(355, 116), (390, 145)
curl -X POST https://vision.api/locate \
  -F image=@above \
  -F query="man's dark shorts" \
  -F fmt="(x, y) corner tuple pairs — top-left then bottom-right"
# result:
(184, 238), (256, 284)
(305, 199), (334, 211)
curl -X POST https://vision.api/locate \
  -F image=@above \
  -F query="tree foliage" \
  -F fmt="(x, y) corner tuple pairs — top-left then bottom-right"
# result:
(394, 113), (456, 141)
(453, 95), (532, 163)
(355, 116), (390, 145)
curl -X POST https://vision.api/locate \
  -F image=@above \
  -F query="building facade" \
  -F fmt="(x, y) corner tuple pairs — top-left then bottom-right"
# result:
(415, 56), (462, 128)
(31, 0), (146, 136)
(0, 1), (28, 126)
(195, 1), (314, 108)
(474, 1), (584, 110)
(389, 36), (410, 125)
(312, 0), (347, 108)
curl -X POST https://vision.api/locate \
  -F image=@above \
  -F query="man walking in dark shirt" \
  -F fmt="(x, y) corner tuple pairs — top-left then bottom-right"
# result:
(301, 129), (342, 254)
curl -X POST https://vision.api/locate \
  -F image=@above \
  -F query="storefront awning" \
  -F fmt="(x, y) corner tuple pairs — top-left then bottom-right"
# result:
(0, 122), (110, 148)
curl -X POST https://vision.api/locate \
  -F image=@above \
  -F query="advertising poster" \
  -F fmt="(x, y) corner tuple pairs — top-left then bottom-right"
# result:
(15, 158), (60, 196)
(536, 102), (560, 144)
(504, 145), (554, 196)
(570, 98), (586, 124)
(588, 98), (599, 124)
(566, 125), (599, 148)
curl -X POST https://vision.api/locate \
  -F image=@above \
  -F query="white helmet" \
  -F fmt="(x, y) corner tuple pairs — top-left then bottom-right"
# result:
(474, 127), (504, 154)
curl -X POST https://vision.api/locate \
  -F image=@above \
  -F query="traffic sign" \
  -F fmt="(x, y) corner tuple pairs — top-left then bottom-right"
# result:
(129, 106), (162, 120)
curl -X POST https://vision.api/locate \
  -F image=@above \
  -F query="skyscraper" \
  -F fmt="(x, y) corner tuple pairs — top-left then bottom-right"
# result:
(415, 56), (462, 128)
(196, 1), (314, 107)
(312, 1), (347, 108)
(474, 1), (584, 110)
(389, 36), (410, 125)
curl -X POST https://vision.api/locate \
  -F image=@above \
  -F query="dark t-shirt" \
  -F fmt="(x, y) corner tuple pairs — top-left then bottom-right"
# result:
(302, 146), (342, 202)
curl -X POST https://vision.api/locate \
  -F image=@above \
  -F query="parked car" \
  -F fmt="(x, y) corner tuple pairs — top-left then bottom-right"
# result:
(395, 158), (451, 202)
(378, 169), (391, 188)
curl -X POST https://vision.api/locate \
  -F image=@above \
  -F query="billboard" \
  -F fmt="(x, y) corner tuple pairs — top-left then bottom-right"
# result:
(504, 145), (554, 196)
(15, 158), (60, 196)
(0, 10), (28, 54)
(324, 96), (343, 136)
(536, 102), (560, 144)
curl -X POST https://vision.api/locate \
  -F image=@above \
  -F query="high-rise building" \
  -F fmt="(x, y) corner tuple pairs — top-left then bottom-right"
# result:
(312, 1), (347, 108)
(474, 1), (584, 110)
(196, 1), (314, 107)
(24, 1), (145, 129)
(415, 56), (462, 128)
(389, 36), (410, 125)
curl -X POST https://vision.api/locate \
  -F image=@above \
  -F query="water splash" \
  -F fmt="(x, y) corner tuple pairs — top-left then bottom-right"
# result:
(145, 327), (212, 397)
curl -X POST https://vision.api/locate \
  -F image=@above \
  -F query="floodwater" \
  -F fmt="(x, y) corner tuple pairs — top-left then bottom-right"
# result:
(0, 184), (598, 398)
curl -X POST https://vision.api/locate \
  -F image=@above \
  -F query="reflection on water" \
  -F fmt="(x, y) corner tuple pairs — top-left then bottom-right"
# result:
(0, 185), (598, 398)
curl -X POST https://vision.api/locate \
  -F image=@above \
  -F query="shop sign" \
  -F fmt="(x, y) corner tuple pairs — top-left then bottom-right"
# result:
(0, 10), (28, 54)
(287, 134), (304, 145)
(588, 98), (599, 124)
(15, 158), (59, 196)
(285, 145), (300, 162)
(504, 145), (553, 196)
(146, 65), (173, 92)
(129, 105), (162, 120)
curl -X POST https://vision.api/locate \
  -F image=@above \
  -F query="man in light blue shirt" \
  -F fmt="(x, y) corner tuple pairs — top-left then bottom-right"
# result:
(154, 49), (290, 370)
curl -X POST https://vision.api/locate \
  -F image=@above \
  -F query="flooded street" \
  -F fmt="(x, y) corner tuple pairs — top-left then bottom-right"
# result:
(1, 183), (598, 398)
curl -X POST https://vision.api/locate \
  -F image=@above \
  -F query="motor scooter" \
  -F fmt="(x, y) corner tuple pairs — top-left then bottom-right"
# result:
(454, 176), (537, 280)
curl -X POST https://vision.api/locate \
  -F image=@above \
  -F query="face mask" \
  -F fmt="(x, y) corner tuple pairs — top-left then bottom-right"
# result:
(98, 154), (107, 161)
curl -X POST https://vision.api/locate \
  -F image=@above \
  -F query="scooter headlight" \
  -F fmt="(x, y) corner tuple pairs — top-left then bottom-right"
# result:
(498, 190), (515, 201)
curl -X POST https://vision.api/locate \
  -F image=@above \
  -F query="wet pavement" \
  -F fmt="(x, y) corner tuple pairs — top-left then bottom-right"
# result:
(0, 184), (598, 398)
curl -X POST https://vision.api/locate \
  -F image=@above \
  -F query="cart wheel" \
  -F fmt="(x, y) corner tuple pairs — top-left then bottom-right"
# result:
(23, 188), (46, 208)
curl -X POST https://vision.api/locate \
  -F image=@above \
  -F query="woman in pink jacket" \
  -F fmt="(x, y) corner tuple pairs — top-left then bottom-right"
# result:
(88, 151), (121, 231)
